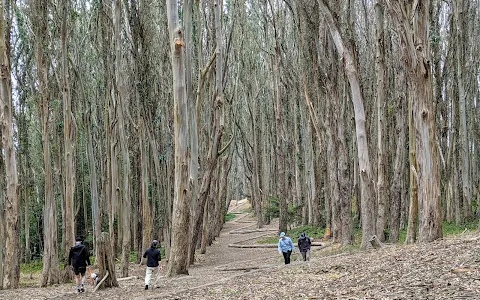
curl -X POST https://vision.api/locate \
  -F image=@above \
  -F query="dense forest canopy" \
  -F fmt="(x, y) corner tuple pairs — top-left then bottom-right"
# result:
(0, 0), (479, 289)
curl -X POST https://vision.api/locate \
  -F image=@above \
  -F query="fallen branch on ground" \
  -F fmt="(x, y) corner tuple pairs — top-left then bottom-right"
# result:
(229, 228), (278, 234)
(450, 268), (480, 273)
(217, 266), (260, 271)
(117, 276), (138, 281)
(228, 242), (324, 248)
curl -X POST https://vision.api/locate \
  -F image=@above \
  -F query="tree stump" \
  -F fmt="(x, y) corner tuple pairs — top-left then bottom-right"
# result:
(369, 235), (383, 249)
(95, 232), (118, 289)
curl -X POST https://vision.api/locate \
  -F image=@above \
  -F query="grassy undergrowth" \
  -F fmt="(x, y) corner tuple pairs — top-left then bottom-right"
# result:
(225, 213), (237, 222)
(257, 220), (479, 245)
(257, 225), (325, 244)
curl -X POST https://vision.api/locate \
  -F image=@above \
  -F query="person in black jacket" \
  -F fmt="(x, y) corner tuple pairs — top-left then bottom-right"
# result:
(68, 236), (91, 293)
(297, 232), (312, 261)
(143, 239), (161, 290)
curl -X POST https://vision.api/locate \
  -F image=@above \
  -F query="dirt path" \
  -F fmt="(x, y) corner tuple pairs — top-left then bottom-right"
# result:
(0, 200), (284, 300)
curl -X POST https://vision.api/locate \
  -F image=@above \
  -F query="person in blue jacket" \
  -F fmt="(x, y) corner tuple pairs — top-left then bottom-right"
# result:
(277, 232), (295, 264)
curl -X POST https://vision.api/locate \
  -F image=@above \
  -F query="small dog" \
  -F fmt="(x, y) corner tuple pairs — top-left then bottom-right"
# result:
(91, 273), (100, 286)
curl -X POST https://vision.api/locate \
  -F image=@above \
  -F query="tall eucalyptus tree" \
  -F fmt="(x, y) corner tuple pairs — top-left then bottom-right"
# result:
(166, 0), (190, 276)
(0, 0), (20, 289)
(386, 0), (443, 242)
(318, 0), (376, 248)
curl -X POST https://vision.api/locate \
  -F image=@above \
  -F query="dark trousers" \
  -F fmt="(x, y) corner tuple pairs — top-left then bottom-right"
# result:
(282, 250), (292, 264)
(301, 251), (307, 261)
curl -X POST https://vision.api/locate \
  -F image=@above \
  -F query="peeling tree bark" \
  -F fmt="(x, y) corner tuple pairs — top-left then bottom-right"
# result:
(166, 0), (190, 276)
(32, 0), (60, 286)
(375, 0), (387, 242)
(386, 0), (442, 242)
(114, 0), (132, 277)
(0, 0), (20, 288)
(61, 0), (76, 269)
(318, 0), (376, 249)
(453, 0), (472, 219)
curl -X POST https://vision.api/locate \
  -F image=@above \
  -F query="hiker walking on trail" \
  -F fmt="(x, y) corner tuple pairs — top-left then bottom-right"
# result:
(143, 239), (161, 290)
(278, 232), (295, 265)
(68, 236), (91, 293)
(297, 232), (312, 261)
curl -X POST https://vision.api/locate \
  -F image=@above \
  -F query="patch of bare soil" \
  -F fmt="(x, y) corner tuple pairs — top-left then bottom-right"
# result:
(2, 205), (480, 299)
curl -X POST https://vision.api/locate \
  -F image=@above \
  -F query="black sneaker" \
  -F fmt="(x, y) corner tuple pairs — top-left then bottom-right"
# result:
(80, 287), (85, 293)
(145, 285), (148, 290)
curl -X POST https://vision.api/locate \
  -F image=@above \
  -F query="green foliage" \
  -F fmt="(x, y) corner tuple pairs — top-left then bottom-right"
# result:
(256, 236), (279, 244)
(388, 220), (478, 244)
(257, 225), (324, 244)
(442, 220), (478, 235)
(84, 235), (94, 255)
(225, 213), (237, 222)
(264, 196), (279, 219)
(287, 204), (303, 225)
(130, 251), (138, 263)
(20, 260), (43, 274)
(287, 225), (325, 240)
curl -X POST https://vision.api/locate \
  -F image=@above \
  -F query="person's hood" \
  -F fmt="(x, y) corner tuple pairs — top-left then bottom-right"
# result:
(71, 244), (85, 251)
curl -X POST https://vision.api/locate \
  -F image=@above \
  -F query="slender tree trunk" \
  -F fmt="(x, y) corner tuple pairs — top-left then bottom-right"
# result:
(103, 0), (119, 254)
(216, 152), (233, 236)
(166, 0), (190, 276)
(114, 0), (131, 277)
(140, 121), (152, 253)
(405, 83), (419, 244)
(268, 0), (287, 234)
(0, 0), (19, 288)
(319, 0), (376, 248)
(185, 0), (200, 268)
(325, 87), (340, 242)
(148, 126), (170, 256)
(252, 97), (263, 228)
(207, 164), (219, 245)
(74, 66), (102, 258)
(189, 0), (224, 266)
(293, 97), (304, 224)
(32, 0), (60, 286)
(375, 0), (387, 242)
(0, 189), (4, 289)
(338, 91), (353, 246)
(200, 201), (208, 254)
(24, 178), (30, 263)
(389, 84), (406, 243)
(453, 0), (472, 219)
(61, 0), (76, 264)
(387, 0), (442, 243)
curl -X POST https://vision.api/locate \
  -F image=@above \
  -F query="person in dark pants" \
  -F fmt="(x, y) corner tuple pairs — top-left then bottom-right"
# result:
(277, 232), (295, 264)
(143, 239), (161, 290)
(68, 236), (91, 293)
(297, 232), (312, 261)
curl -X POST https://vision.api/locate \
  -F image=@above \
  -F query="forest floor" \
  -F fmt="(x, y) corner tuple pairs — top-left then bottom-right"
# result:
(1, 199), (480, 299)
